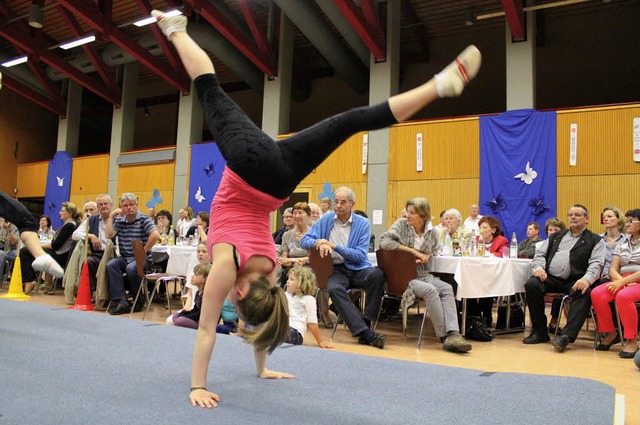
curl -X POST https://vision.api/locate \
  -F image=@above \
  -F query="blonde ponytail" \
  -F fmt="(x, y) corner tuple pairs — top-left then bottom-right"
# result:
(237, 277), (289, 353)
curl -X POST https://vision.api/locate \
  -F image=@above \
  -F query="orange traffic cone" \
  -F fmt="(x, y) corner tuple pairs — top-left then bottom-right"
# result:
(68, 262), (94, 311)
(1, 255), (30, 300)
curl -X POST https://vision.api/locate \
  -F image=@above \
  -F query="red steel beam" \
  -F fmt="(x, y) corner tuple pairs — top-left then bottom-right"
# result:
(359, 0), (385, 42)
(0, 20), (121, 105)
(332, 0), (385, 60)
(1, 74), (66, 116)
(237, 0), (275, 62)
(56, 5), (121, 97)
(502, 0), (525, 41)
(56, 0), (190, 93)
(187, 0), (276, 76)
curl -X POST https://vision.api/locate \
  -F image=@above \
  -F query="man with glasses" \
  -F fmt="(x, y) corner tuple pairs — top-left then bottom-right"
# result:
(301, 186), (386, 348)
(272, 207), (294, 246)
(105, 193), (159, 315)
(72, 195), (113, 293)
(523, 204), (605, 352)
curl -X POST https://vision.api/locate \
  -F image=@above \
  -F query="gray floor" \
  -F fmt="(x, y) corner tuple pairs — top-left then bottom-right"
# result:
(0, 299), (615, 425)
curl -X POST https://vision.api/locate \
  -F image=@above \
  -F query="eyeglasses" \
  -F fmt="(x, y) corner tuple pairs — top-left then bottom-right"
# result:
(626, 220), (640, 224)
(567, 213), (585, 218)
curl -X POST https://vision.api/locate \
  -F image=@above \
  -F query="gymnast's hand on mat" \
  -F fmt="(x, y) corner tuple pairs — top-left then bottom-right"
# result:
(259, 368), (295, 380)
(189, 388), (221, 408)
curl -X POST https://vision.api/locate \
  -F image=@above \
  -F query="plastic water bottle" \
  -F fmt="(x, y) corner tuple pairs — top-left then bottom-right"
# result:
(509, 232), (518, 258)
(443, 230), (453, 256)
(168, 226), (175, 246)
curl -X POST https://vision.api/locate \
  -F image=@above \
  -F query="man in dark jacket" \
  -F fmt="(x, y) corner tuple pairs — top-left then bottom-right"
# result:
(523, 204), (605, 352)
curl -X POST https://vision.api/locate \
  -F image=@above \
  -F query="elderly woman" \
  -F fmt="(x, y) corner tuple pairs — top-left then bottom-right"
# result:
(591, 209), (640, 358)
(308, 203), (322, 223)
(22, 202), (82, 294)
(599, 206), (626, 281)
(438, 208), (470, 251)
(277, 202), (312, 285)
(38, 215), (55, 240)
(466, 215), (509, 327)
(380, 197), (471, 353)
(320, 197), (332, 214)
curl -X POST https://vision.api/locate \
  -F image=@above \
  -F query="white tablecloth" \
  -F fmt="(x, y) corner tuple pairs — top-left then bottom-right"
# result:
(428, 256), (532, 300)
(151, 245), (198, 276)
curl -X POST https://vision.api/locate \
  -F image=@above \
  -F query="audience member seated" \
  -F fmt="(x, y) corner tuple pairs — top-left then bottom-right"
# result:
(0, 217), (19, 281)
(591, 208), (640, 358)
(438, 208), (470, 248)
(37, 215), (55, 240)
(320, 197), (332, 215)
(353, 210), (375, 253)
(465, 215), (509, 327)
(518, 221), (542, 258)
(284, 266), (333, 348)
(523, 204), (604, 353)
(82, 201), (97, 219)
(433, 210), (446, 234)
(599, 206), (626, 282)
(463, 203), (483, 234)
(543, 217), (568, 333)
(105, 193), (159, 315)
(301, 186), (386, 349)
(179, 242), (212, 311)
(166, 263), (211, 329)
(308, 203), (322, 223)
(147, 207), (157, 224)
(272, 207), (294, 246)
(176, 206), (196, 238)
(155, 210), (178, 245)
(185, 211), (209, 242)
(21, 202), (81, 294)
(70, 194), (113, 293)
(277, 202), (312, 286)
(379, 197), (471, 353)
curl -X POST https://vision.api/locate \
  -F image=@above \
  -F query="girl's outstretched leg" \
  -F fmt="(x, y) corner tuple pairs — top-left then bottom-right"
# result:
(152, 11), (214, 79)
(389, 45), (481, 122)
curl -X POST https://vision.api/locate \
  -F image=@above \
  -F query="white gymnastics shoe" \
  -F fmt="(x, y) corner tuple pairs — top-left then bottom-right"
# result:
(152, 10), (187, 39)
(435, 45), (482, 97)
(32, 254), (64, 279)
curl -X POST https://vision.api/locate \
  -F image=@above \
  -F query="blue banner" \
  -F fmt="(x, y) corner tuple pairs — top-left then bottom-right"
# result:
(44, 151), (73, 230)
(479, 109), (557, 242)
(188, 141), (226, 213)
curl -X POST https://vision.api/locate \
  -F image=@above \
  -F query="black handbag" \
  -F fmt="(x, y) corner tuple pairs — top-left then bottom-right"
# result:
(496, 303), (525, 330)
(465, 316), (494, 342)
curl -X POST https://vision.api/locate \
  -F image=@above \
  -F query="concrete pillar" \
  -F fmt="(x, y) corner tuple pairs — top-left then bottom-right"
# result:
(262, 11), (293, 138)
(366, 0), (400, 239)
(107, 62), (138, 199)
(505, 11), (536, 110)
(173, 81), (204, 215)
(56, 80), (82, 156)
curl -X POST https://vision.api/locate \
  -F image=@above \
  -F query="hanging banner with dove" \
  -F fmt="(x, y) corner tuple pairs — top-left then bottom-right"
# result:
(188, 141), (226, 213)
(479, 109), (557, 242)
(44, 151), (73, 230)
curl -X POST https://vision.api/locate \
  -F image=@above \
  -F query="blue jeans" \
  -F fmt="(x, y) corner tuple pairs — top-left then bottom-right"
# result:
(0, 249), (17, 281)
(106, 256), (150, 301)
(327, 264), (384, 336)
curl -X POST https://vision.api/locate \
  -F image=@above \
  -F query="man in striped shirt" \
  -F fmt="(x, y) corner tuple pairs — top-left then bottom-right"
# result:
(106, 193), (159, 315)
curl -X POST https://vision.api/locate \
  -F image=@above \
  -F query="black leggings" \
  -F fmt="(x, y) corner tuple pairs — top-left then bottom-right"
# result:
(0, 191), (38, 233)
(195, 74), (398, 199)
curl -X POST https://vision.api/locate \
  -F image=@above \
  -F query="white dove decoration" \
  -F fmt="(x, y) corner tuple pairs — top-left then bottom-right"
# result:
(514, 162), (538, 185)
(195, 186), (206, 203)
(56, 177), (65, 187)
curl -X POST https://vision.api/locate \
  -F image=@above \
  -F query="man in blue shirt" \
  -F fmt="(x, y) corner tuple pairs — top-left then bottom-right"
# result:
(301, 187), (386, 348)
(105, 193), (159, 315)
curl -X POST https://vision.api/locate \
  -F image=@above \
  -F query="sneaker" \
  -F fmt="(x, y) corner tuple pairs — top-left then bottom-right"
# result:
(152, 10), (187, 39)
(443, 332), (472, 353)
(32, 254), (64, 279)
(435, 45), (482, 97)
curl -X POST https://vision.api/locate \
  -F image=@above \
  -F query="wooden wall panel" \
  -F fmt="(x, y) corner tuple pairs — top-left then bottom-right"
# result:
(16, 162), (48, 198)
(556, 105), (640, 176)
(557, 174), (640, 236)
(70, 154), (109, 199)
(389, 118), (479, 181)
(387, 179), (479, 227)
(117, 163), (175, 213)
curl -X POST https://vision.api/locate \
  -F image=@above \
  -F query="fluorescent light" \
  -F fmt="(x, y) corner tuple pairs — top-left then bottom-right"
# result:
(133, 9), (182, 27)
(59, 35), (96, 50)
(1, 56), (28, 67)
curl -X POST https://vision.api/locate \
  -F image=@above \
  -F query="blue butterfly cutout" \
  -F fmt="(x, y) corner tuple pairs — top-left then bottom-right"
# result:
(484, 193), (507, 214)
(318, 182), (333, 201)
(146, 189), (163, 208)
(529, 197), (551, 216)
(203, 162), (215, 178)
(47, 201), (56, 211)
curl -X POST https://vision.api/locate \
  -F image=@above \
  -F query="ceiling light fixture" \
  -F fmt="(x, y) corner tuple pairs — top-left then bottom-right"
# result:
(144, 106), (150, 117)
(59, 35), (96, 50)
(28, 1), (43, 28)
(1, 56), (28, 67)
(465, 12), (476, 26)
(133, 9), (182, 27)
